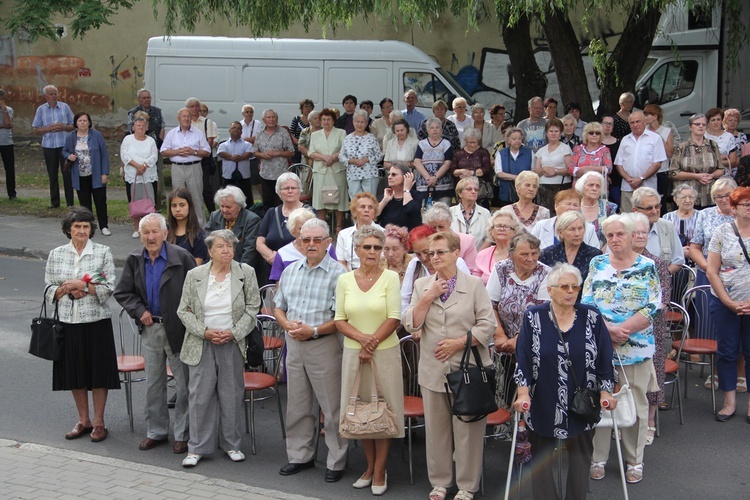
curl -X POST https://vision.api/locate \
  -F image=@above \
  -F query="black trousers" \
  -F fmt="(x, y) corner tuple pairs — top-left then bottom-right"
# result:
(0, 144), (16, 198)
(44, 147), (74, 207)
(221, 176), (254, 207)
(77, 176), (108, 229)
(261, 178), (281, 216)
(201, 159), (216, 213)
(125, 181), (158, 203)
(528, 428), (594, 500)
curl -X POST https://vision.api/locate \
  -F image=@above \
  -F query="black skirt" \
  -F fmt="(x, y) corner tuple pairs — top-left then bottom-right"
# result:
(52, 319), (121, 391)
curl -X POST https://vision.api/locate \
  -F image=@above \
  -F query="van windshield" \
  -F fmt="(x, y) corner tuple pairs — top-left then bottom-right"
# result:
(437, 67), (475, 105)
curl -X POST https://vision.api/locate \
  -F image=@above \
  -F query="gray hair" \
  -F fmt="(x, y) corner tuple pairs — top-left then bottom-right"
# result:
(139, 212), (167, 232)
(515, 170), (540, 189)
(308, 110), (320, 122)
(214, 185), (246, 208)
(452, 97), (467, 108)
(505, 126), (525, 142)
(547, 263), (583, 287)
(672, 182), (698, 199)
(136, 88), (151, 99)
(184, 97), (200, 107)
(205, 229), (239, 250)
(619, 92), (635, 105)
(275, 172), (302, 195)
(242, 104), (254, 113)
(422, 202), (451, 225)
(425, 117), (442, 130)
(471, 103), (485, 114)
(177, 107), (190, 117)
(389, 110), (405, 122)
(632, 186), (661, 208)
(626, 211), (650, 230)
(286, 207), (316, 233)
(262, 108), (278, 119)
(352, 226), (385, 248)
(711, 177), (738, 200)
(487, 211), (517, 239)
(463, 127), (482, 142)
(689, 113), (706, 126)
(561, 113), (577, 125)
(528, 96), (543, 107)
(43, 85), (58, 94)
(601, 214), (635, 235)
(575, 171), (605, 194)
(509, 231), (541, 255)
(352, 109), (369, 122)
(300, 217), (330, 237)
(555, 210), (585, 237)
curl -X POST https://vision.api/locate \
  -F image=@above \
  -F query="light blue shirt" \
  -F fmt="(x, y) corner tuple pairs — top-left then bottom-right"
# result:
(32, 102), (74, 148)
(401, 108), (426, 132)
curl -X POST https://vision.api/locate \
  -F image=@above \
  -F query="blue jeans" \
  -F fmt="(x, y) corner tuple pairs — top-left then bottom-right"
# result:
(709, 295), (750, 391)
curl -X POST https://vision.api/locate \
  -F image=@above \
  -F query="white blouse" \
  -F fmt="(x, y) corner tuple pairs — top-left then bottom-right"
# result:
(121, 134), (159, 183)
(203, 273), (233, 330)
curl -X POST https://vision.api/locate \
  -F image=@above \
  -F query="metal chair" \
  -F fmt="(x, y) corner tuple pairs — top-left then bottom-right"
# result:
(481, 348), (513, 496)
(258, 283), (277, 317)
(243, 314), (286, 454)
(677, 285), (717, 414)
(116, 309), (146, 432)
(288, 163), (314, 204)
(657, 302), (686, 434)
(399, 334), (424, 485)
(670, 264), (696, 306)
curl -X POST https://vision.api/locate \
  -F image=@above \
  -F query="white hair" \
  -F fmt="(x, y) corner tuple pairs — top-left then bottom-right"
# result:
(139, 213), (167, 232)
(214, 185), (247, 208)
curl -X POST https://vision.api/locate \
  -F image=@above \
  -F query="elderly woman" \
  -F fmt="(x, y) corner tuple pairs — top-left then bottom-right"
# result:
(570, 122), (612, 182)
(423, 202), (477, 272)
(370, 98), (395, 149)
(122, 111), (159, 238)
(576, 171), (618, 247)
(630, 187), (686, 274)
(404, 231), (496, 500)
(256, 173), (306, 267)
(378, 163), (421, 231)
(177, 229), (259, 467)
(539, 210), (602, 288)
(45, 208), (119, 442)
(499, 171), (550, 230)
(463, 103), (499, 149)
(269, 207), (336, 281)
(705, 107), (739, 174)
(63, 112), (110, 235)
(474, 212), (518, 285)
(451, 129), (492, 208)
(418, 100), (460, 150)
(670, 113), (724, 210)
(414, 117), (455, 208)
(448, 97), (472, 141)
(724, 108), (747, 154)
(449, 177), (491, 250)
(561, 114), (582, 148)
(706, 186), (750, 422)
(533, 118), (573, 213)
(297, 110), (320, 166)
(531, 189), (600, 250)
(338, 109), (383, 198)
(612, 92), (635, 140)
(337, 192), (383, 271)
(167, 188), (208, 265)
(514, 263), (615, 500)
(290, 98), (314, 162)
(383, 118), (418, 172)
(382, 224), (414, 284)
(663, 183), (700, 256)
(335, 226), (404, 495)
(494, 127), (533, 207)
(205, 186), (262, 266)
(583, 214), (661, 484)
(309, 108), (347, 233)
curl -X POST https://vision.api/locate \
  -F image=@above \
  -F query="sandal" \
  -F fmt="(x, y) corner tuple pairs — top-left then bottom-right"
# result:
(625, 463), (644, 484)
(454, 490), (474, 500)
(646, 426), (656, 446)
(704, 374), (718, 390)
(429, 486), (447, 500)
(590, 462), (606, 480)
(737, 377), (748, 393)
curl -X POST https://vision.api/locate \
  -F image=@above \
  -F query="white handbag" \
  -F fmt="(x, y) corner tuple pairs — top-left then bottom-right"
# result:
(596, 350), (637, 429)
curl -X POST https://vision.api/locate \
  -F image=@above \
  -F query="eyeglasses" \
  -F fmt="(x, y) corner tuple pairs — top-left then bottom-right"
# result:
(714, 193), (731, 200)
(493, 224), (516, 231)
(736, 203), (750, 209)
(634, 230), (648, 236)
(588, 131), (601, 135)
(635, 204), (661, 212)
(690, 122), (707, 127)
(426, 249), (452, 258)
(601, 121), (614, 126)
(676, 195), (696, 200)
(387, 172), (400, 177)
(280, 186), (299, 191)
(361, 244), (383, 251)
(462, 187), (479, 192)
(300, 237), (326, 244)
(550, 284), (582, 292)
(454, 106), (466, 109)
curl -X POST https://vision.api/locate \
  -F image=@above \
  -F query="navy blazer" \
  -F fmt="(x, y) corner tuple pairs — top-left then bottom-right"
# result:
(62, 128), (110, 190)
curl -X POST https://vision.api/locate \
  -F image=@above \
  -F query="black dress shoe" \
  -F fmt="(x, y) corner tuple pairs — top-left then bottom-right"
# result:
(325, 469), (344, 483)
(279, 460), (315, 476)
(47, 204), (60, 209)
(715, 411), (736, 422)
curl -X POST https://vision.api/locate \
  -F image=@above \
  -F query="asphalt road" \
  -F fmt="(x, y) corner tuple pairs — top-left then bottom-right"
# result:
(1, 255), (749, 499)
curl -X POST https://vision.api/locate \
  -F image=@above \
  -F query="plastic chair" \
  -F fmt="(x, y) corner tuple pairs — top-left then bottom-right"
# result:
(677, 285), (717, 414)
(288, 163), (314, 204)
(399, 335), (424, 485)
(657, 302), (686, 435)
(116, 309), (146, 432)
(243, 315), (286, 455)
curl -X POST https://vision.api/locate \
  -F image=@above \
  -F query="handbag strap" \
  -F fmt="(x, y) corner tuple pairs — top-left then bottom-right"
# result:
(274, 206), (285, 238)
(348, 357), (385, 405)
(731, 222), (750, 266)
(131, 174), (149, 198)
(549, 306), (584, 391)
(612, 349), (631, 387)
(41, 284), (61, 319)
(457, 331), (485, 370)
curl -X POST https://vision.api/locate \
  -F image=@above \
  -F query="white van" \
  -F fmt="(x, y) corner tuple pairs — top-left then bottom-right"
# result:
(144, 36), (473, 132)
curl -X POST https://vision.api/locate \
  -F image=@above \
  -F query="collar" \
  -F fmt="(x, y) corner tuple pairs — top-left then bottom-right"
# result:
(143, 242), (168, 263)
(66, 239), (94, 256)
(296, 252), (334, 272)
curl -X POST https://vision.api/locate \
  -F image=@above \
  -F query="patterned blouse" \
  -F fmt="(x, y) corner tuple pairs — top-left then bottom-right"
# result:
(486, 259), (551, 338)
(414, 137), (454, 193)
(514, 303), (615, 438)
(562, 134), (582, 148)
(539, 241), (602, 288)
(669, 138), (723, 207)
(584, 198), (618, 247)
(707, 222), (750, 302)
(75, 135), (93, 177)
(662, 210), (699, 247)
(451, 148), (492, 179)
(691, 206), (734, 258)
(570, 144), (613, 177)
(581, 254), (662, 365)
(338, 132), (383, 181)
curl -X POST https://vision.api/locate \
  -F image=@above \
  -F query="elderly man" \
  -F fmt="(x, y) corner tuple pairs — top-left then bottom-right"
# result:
(161, 108), (211, 225)
(334, 95), (358, 134)
(114, 213), (196, 454)
(127, 89), (165, 208)
(274, 218), (348, 482)
(401, 89), (426, 132)
(218, 121), (255, 204)
(241, 104), (263, 192)
(517, 96), (547, 154)
(255, 108), (294, 214)
(185, 97), (219, 213)
(32, 85), (75, 208)
(0, 89), (16, 200)
(615, 111), (668, 213)
(631, 186), (685, 274)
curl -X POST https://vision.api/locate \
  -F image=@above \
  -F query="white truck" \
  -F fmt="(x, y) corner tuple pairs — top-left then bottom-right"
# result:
(144, 36), (473, 132)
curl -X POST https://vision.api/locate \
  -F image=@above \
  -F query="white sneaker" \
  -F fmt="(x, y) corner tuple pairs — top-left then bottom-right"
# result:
(227, 450), (245, 462)
(101, 227), (111, 236)
(182, 453), (202, 468)
(132, 231), (140, 238)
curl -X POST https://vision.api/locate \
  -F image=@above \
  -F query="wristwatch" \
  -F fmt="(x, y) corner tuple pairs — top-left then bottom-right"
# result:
(312, 327), (319, 340)
(83, 284), (90, 294)
(639, 176), (645, 181)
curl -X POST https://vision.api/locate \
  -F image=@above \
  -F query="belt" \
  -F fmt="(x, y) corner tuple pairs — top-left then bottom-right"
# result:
(306, 335), (324, 342)
(151, 316), (165, 324)
(172, 160), (200, 166)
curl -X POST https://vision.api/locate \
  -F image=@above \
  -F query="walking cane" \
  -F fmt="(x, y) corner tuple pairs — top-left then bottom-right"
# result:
(504, 403), (530, 500)
(603, 399), (629, 500)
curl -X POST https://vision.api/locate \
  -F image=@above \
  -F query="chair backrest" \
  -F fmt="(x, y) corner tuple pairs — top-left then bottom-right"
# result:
(258, 284), (277, 317)
(671, 264), (696, 306)
(399, 335), (421, 398)
(681, 285), (713, 341)
(288, 163), (314, 202)
(118, 308), (141, 357)
(664, 301), (690, 348)
(257, 313), (285, 375)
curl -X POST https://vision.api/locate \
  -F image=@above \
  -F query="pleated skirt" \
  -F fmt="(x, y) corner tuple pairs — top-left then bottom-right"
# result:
(52, 319), (121, 391)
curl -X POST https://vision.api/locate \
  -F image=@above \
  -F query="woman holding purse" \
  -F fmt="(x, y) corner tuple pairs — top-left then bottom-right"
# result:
(403, 231), (496, 500)
(121, 111), (158, 238)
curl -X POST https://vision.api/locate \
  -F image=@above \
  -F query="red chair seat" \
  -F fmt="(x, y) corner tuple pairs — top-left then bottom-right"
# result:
(664, 310), (683, 323)
(673, 338), (717, 354)
(117, 355), (145, 372)
(403, 395), (424, 418)
(244, 372), (276, 391)
(665, 359), (679, 374)
(264, 336), (284, 350)
(486, 407), (511, 426)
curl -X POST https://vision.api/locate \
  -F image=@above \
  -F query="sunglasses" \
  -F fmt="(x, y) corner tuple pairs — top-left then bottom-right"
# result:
(550, 284), (582, 292)
(361, 244), (383, 251)
(300, 237), (326, 244)
(426, 249), (452, 258)
(588, 131), (601, 135)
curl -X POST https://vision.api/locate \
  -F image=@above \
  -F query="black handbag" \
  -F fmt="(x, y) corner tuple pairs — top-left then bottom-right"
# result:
(550, 307), (601, 424)
(245, 324), (264, 368)
(444, 331), (498, 423)
(29, 285), (65, 361)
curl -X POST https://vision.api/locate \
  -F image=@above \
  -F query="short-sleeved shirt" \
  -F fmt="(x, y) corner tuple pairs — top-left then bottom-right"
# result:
(401, 108), (426, 132)
(174, 232), (208, 263)
(533, 143), (572, 185)
(517, 117), (547, 153)
(338, 133), (383, 181)
(614, 129), (667, 192)
(708, 222), (750, 302)
(269, 241), (337, 282)
(0, 106), (13, 146)
(258, 205), (298, 252)
(256, 127), (295, 181)
(486, 259), (551, 338)
(160, 126), (210, 162)
(691, 206), (734, 258)
(414, 138), (454, 193)
(218, 138), (255, 179)
(127, 105), (165, 147)
(32, 102), (74, 148)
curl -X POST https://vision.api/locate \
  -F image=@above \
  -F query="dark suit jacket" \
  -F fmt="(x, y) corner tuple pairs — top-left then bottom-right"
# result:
(205, 208), (261, 267)
(114, 242), (196, 354)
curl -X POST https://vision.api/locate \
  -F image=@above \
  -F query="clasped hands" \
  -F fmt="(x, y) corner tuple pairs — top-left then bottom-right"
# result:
(58, 279), (87, 300)
(205, 328), (234, 345)
(358, 334), (379, 362)
(286, 320), (314, 341)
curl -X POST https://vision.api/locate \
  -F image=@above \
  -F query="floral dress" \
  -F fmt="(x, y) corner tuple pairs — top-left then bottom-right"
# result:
(642, 250), (672, 405)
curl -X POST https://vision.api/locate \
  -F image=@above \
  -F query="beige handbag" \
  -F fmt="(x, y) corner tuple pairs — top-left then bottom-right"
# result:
(339, 359), (400, 439)
(321, 185), (340, 204)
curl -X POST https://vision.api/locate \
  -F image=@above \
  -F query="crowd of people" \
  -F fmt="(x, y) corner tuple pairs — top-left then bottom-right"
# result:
(32, 83), (750, 500)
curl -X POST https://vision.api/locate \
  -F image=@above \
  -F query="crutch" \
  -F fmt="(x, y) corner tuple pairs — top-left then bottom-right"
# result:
(603, 399), (629, 500)
(504, 404), (529, 500)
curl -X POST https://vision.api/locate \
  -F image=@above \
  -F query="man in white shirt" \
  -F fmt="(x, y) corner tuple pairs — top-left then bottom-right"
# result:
(516, 97), (547, 153)
(241, 104), (263, 193)
(217, 121), (255, 205)
(615, 111), (667, 213)
(186, 97), (219, 213)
